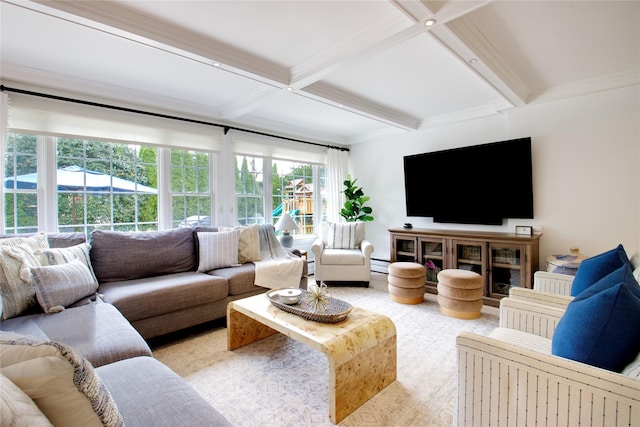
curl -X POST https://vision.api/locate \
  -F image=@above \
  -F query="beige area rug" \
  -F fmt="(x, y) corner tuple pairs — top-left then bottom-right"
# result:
(152, 286), (498, 427)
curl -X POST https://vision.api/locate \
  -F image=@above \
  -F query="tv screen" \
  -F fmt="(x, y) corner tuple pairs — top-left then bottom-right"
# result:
(403, 137), (533, 225)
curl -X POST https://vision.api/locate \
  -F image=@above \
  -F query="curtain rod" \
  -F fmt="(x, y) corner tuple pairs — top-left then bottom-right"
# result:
(0, 84), (350, 152)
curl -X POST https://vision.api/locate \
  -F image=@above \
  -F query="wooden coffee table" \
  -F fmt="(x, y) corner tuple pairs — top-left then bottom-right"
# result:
(227, 293), (397, 423)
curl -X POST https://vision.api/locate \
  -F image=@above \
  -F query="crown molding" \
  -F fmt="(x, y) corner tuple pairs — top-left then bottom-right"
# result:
(532, 71), (640, 104)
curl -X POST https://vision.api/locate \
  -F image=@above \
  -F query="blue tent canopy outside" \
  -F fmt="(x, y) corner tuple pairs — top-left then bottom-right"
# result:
(4, 165), (157, 193)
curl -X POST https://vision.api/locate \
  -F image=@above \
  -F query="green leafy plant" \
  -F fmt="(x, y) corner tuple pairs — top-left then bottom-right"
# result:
(340, 175), (374, 222)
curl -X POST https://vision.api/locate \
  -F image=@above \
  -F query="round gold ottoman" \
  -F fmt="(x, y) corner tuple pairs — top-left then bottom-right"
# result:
(436, 269), (483, 319)
(388, 262), (426, 304)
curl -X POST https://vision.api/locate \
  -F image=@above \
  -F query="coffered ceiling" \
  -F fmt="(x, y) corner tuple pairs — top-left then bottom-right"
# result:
(1, 0), (638, 145)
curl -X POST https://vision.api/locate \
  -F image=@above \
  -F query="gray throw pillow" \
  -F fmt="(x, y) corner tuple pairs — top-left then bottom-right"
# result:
(30, 259), (98, 313)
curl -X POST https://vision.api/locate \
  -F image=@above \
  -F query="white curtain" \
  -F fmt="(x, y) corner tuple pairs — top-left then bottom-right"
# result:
(7, 92), (222, 151)
(326, 148), (348, 223)
(0, 93), (8, 230)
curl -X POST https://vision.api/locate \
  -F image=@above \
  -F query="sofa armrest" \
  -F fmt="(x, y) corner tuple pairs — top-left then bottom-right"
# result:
(508, 287), (573, 309)
(360, 240), (374, 257)
(499, 298), (566, 339)
(311, 237), (324, 259)
(534, 271), (574, 295)
(456, 332), (640, 427)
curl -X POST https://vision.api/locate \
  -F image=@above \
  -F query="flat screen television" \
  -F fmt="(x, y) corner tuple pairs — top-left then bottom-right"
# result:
(403, 137), (533, 225)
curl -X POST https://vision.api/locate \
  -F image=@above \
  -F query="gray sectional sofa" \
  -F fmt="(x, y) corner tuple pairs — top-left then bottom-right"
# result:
(0, 226), (307, 426)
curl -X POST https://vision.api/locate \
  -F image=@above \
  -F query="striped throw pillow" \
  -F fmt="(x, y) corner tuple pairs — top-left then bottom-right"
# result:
(196, 230), (241, 272)
(327, 222), (359, 249)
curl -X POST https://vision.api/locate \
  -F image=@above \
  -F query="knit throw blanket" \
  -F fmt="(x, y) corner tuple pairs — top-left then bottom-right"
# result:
(254, 226), (304, 289)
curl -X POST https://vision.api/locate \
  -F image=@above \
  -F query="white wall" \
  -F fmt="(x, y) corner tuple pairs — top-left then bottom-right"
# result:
(349, 86), (640, 270)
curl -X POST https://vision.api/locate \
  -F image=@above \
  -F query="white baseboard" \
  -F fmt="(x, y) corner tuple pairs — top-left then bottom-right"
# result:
(307, 258), (390, 276)
(371, 258), (390, 274)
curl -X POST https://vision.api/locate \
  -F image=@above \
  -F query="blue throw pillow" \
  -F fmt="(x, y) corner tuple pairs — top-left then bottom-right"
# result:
(570, 244), (631, 296)
(552, 264), (640, 372)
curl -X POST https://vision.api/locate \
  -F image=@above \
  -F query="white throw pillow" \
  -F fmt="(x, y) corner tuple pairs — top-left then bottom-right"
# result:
(197, 230), (241, 272)
(0, 373), (52, 427)
(220, 224), (261, 263)
(0, 244), (42, 319)
(622, 351), (640, 379)
(326, 222), (359, 249)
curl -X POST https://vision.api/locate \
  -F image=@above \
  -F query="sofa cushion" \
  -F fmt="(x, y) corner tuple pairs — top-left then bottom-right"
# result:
(31, 260), (98, 313)
(1, 372), (53, 427)
(0, 232), (84, 249)
(90, 228), (197, 282)
(0, 301), (152, 367)
(320, 248), (365, 265)
(552, 264), (640, 372)
(0, 332), (124, 427)
(570, 244), (631, 296)
(96, 356), (231, 426)
(208, 263), (264, 296)
(45, 232), (86, 248)
(99, 272), (228, 322)
(197, 230), (241, 271)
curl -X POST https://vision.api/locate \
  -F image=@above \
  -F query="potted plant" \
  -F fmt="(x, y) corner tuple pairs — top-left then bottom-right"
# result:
(340, 175), (374, 222)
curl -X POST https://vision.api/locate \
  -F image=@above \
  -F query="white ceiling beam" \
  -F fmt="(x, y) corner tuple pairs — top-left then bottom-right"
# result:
(392, 0), (528, 107)
(289, 13), (410, 88)
(24, 0), (422, 131)
(218, 86), (285, 120)
(301, 82), (420, 131)
(26, 0), (290, 87)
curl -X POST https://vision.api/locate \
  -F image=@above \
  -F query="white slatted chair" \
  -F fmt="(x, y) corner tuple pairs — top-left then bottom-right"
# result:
(456, 289), (640, 426)
(532, 270), (575, 295)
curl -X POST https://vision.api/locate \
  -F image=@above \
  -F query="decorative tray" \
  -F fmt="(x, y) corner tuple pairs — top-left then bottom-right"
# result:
(266, 289), (353, 323)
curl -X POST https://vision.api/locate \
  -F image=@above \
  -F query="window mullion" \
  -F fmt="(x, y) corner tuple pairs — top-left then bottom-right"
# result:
(157, 147), (171, 230)
(41, 135), (57, 232)
(263, 158), (273, 225)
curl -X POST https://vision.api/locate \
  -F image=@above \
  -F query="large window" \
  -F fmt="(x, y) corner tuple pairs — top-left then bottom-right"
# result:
(56, 138), (159, 233)
(171, 149), (212, 228)
(235, 155), (264, 226)
(4, 133), (39, 234)
(3, 132), (213, 235)
(235, 154), (326, 236)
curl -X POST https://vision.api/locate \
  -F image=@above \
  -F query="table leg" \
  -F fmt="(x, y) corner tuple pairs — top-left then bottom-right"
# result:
(330, 334), (397, 423)
(227, 306), (278, 350)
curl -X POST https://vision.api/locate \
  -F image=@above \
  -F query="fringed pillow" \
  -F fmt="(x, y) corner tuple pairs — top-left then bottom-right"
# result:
(31, 260), (98, 313)
(0, 332), (124, 427)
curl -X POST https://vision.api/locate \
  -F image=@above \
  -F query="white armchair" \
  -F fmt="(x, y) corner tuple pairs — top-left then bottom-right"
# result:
(456, 288), (640, 426)
(311, 222), (374, 286)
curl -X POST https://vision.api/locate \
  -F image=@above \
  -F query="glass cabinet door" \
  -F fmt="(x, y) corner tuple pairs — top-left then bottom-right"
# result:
(419, 238), (446, 284)
(393, 236), (417, 262)
(489, 243), (525, 298)
(452, 240), (485, 277)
